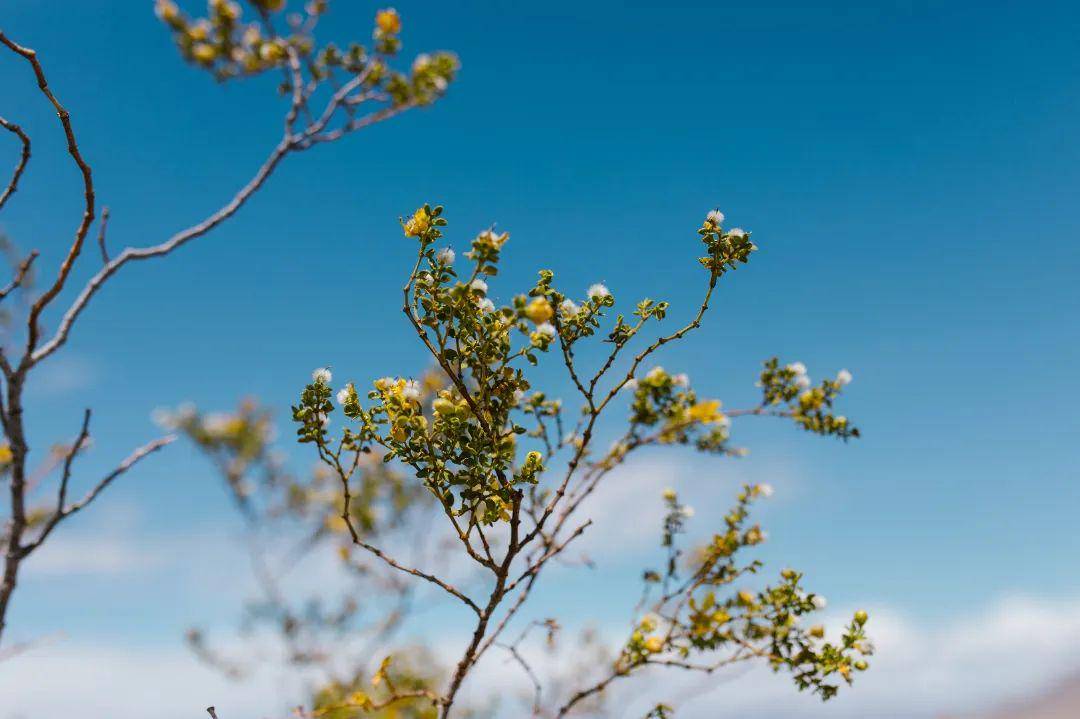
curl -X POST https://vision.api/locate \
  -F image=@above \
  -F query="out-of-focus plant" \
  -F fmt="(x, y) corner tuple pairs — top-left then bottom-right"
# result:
(0, 1), (456, 650)
(156, 397), (459, 708)
(289, 205), (869, 717)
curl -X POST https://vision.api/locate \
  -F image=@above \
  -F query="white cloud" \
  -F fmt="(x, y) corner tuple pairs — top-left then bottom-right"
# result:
(24, 354), (98, 398)
(567, 454), (804, 563)
(5, 594), (1080, 719)
(26, 535), (163, 576)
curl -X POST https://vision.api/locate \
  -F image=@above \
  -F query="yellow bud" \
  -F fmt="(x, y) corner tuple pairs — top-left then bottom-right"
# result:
(191, 43), (217, 64)
(155, 0), (179, 22)
(189, 21), (210, 41)
(524, 296), (554, 324)
(854, 609), (869, 625)
(809, 625), (825, 638)
(643, 636), (664, 653)
(375, 7), (402, 34)
(433, 397), (456, 416)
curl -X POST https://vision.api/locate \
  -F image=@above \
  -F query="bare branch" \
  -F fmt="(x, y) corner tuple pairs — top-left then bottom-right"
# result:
(0, 251), (38, 304)
(95, 206), (110, 263)
(0, 116), (30, 212)
(0, 32), (97, 357)
(21, 429), (175, 557)
(336, 464), (481, 616)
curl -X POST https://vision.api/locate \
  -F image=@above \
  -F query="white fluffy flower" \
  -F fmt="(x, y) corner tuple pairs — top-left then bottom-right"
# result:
(836, 369), (853, 386)
(150, 407), (174, 428)
(795, 375), (811, 389)
(811, 595), (827, 610)
(512, 389), (525, 404)
(437, 247), (455, 265)
(727, 227), (747, 238)
(470, 278), (488, 293)
(402, 380), (421, 402)
(203, 412), (232, 436)
(535, 322), (556, 338)
(757, 483), (774, 498)
(646, 366), (665, 381)
(706, 209), (725, 225)
(478, 298), (496, 313)
(681, 505), (695, 518)
(412, 53), (431, 73)
(336, 384), (354, 406)
(786, 362), (807, 376)
(587, 283), (610, 300)
(672, 373), (690, 387)
(312, 367), (333, 384)
(559, 298), (580, 316)
(623, 378), (638, 391)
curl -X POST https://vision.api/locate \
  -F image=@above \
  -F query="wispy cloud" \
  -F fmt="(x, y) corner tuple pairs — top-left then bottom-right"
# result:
(5, 594), (1080, 719)
(26, 535), (163, 576)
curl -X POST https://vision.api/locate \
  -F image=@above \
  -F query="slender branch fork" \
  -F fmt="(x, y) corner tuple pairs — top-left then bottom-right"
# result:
(304, 240), (773, 717)
(0, 25), (416, 648)
(330, 235), (795, 717)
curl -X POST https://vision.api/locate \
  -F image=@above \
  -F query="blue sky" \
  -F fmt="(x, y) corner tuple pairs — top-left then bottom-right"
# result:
(2, 1), (1080, 716)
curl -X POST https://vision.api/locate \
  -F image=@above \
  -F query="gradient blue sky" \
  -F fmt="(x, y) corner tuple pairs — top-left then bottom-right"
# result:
(2, 1), (1080, 715)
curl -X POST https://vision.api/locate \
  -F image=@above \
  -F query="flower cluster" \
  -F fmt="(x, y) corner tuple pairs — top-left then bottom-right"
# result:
(622, 486), (872, 702)
(308, 651), (443, 718)
(758, 358), (859, 439)
(154, 399), (277, 504)
(626, 366), (733, 453)
(156, 1), (458, 108)
(698, 208), (757, 277)
(163, 397), (420, 536)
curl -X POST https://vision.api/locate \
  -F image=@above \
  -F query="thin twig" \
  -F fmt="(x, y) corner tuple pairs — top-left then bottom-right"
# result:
(0, 116), (30, 211)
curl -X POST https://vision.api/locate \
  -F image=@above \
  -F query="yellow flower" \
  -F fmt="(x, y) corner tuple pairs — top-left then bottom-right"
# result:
(799, 388), (824, 411)
(0, 443), (12, 466)
(643, 636), (664, 653)
(524, 297), (553, 324)
(189, 21), (210, 41)
(375, 7), (402, 34)
(403, 207), (431, 237)
(191, 43), (217, 64)
(688, 399), (723, 424)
